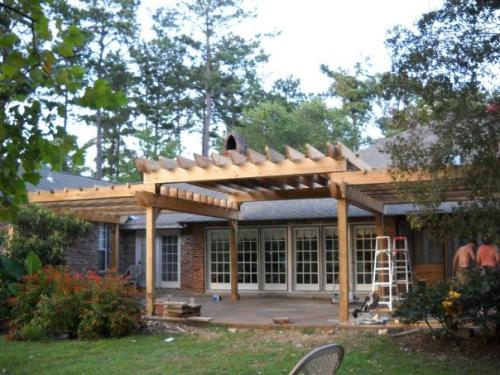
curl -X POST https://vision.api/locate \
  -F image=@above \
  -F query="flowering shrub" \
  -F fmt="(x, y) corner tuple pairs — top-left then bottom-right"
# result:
(8, 267), (141, 340)
(395, 268), (500, 336)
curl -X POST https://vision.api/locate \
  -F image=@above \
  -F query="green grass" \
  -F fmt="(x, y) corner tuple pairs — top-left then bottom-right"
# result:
(0, 327), (497, 374)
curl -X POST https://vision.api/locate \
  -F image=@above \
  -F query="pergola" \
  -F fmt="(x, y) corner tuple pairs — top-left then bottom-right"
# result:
(28, 141), (466, 321)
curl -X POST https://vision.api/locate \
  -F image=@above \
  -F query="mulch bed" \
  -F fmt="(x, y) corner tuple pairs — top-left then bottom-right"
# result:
(392, 331), (500, 363)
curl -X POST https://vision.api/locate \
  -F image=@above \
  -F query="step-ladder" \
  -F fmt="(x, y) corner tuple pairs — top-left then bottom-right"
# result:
(371, 236), (396, 310)
(392, 236), (413, 296)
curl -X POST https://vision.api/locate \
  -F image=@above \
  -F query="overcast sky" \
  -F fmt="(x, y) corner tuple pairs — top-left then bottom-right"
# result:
(74, 0), (443, 166)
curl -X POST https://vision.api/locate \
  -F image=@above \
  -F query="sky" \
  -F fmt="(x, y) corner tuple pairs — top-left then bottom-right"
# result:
(74, 0), (443, 166)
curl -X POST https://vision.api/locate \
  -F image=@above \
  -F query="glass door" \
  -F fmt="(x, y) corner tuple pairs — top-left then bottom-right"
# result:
(262, 228), (287, 290)
(323, 226), (339, 291)
(160, 235), (180, 288)
(207, 230), (230, 290)
(353, 225), (377, 290)
(294, 227), (320, 291)
(237, 229), (259, 290)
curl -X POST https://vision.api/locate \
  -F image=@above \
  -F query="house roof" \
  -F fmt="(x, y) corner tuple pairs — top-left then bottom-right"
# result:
(358, 126), (437, 169)
(26, 169), (115, 192)
(121, 198), (457, 230)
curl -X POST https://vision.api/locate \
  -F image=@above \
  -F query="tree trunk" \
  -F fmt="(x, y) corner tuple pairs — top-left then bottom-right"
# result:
(202, 8), (213, 157)
(95, 109), (103, 179)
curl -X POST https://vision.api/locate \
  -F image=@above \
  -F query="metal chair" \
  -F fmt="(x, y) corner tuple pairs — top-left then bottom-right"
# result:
(289, 343), (344, 375)
(123, 264), (142, 287)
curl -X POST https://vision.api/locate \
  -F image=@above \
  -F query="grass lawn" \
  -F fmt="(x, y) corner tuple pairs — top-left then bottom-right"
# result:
(1, 327), (498, 374)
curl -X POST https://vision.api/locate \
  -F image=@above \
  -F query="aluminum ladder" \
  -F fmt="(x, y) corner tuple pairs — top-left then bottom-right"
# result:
(371, 236), (396, 310)
(392, 236), (413, 295)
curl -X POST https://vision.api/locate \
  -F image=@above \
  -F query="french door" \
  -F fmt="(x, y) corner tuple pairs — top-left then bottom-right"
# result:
(262, 228), (287, 290)
(294, 227), (320, 291)
(237, 229), (259, 290)
(323, 226), (339, 291)
(353, 225), (377, 290)
(160, 235), (180, 288)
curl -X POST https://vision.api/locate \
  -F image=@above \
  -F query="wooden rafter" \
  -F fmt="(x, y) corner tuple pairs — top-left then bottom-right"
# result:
(29, 183), (156, 203)
(135, 189), (239, 220)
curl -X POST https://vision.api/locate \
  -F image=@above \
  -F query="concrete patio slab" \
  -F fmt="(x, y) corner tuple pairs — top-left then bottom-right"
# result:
(155, 293), (361, 327)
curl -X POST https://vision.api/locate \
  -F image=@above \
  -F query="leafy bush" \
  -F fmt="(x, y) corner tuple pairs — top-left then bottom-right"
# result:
(394, 282), (450, 331)
(8, 267), (141, 340)
(395, 268), (500, 336)
(5, 205), (90, 265)
(0, 251), (42, 322)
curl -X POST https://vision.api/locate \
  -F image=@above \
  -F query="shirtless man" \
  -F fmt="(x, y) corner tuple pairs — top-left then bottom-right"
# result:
(453, 240), (476, 284)
(476, 236), (499, 269)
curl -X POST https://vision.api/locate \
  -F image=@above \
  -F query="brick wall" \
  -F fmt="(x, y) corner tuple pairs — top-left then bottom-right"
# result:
(119, 230), (136, 274)
(180, 223), (205, 293)
(65, 223), (99, 272)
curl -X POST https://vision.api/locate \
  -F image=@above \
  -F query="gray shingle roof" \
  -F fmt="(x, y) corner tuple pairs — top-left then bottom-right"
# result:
(358, 126), (437, 169)
(26, 169), (114, 192)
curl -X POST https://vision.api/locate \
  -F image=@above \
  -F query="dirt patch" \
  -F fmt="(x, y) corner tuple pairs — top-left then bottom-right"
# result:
(393, 331), (500, 364)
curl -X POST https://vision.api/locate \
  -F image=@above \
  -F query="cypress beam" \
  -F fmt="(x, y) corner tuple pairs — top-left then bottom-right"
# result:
(146, 206), (160, 316)
(229, 219), (240, 301)
(337, 196), (350, 322)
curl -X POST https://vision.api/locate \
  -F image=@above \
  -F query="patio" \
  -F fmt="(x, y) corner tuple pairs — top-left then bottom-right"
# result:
(154, 292), (361, 327)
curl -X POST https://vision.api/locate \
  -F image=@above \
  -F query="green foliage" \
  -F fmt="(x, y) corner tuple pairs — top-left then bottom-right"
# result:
(394, 283), (450, 332)
(238, 99), (359, 153)
(321, 63), (380, 148)
(158, 0), (269, 156)
(395, 269), (500, 336)
(9, 267), (141, 340)
(0, 251), (42, 322)
(381, 0), (500, 237)
(6, 205), (90, 266)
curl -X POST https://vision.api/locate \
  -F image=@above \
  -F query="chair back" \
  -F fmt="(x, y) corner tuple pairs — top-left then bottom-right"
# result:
(126, 264), (142, 280)
(289, 343), (344, 375)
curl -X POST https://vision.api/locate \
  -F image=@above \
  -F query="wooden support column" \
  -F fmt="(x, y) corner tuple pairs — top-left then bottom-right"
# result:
(110, 223), (120, 271)
(374, 213), (384, 236)
(146, 206), (160, 316)
(337, 196), (350, 322)
(229, 219), (240, 301)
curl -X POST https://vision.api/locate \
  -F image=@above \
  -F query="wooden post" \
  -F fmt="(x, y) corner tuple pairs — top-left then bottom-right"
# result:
(146, 207), (159, 316)
(229, 219), (240, 301)
(337, 197), (350, 322)
(374, 213), (384, 236)
(110, 223), (120, 271)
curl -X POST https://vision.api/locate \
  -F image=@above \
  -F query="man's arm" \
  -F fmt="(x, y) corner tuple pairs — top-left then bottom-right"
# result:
(476, 248), (482, 265)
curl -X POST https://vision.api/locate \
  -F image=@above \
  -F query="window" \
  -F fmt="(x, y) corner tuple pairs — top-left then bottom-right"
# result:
(97, 223), (110, 271)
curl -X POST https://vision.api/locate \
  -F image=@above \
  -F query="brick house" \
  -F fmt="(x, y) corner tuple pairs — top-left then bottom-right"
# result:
(21, 130), (460, 299)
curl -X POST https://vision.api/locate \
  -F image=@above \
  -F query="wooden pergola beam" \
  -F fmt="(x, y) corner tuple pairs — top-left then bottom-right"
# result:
(49, 208), (127, 224)
(135, 191), (239, 220)
(344, 186), (385, 214)
(230, 187), (332, 203)
(29, 183), (156, 203)
(143, 158), (347, 184)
